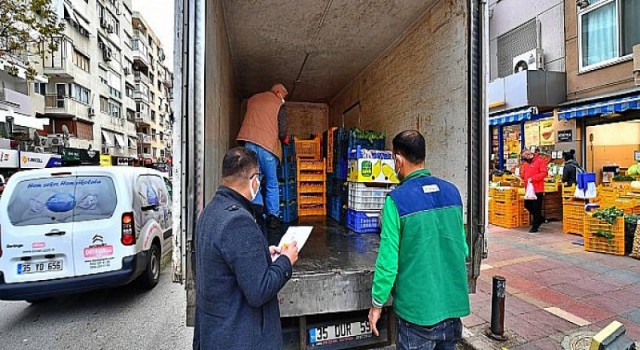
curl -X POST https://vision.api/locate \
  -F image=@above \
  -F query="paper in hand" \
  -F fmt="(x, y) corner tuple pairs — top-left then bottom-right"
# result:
(271, 226), (313, 262)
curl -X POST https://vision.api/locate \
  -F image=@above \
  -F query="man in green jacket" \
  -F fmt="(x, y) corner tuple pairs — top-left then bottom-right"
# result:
(368, 130), (470, 350)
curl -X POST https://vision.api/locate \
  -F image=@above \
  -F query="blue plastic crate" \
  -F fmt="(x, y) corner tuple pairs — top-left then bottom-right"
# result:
(348, 130), (385, 151)
(279, 200), (298, 223)
(333, 157), (348, 180)
(277, 160), (296, 180)
(329, 178), (347, 197)
(328, 197), (343, 222)
(282, 139), (296, 160)
(346, 209), (380, 234)
(279, 180), (297, 201)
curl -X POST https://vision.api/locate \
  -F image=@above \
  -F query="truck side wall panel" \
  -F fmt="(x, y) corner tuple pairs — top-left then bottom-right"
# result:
(204, 0), (241, 202)
(285, 102), (329, 138)
(330, 0), (469, 200)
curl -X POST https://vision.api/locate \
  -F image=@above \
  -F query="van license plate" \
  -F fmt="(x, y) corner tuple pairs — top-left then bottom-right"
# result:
(17, 260), (63, 275)
(309, 321), (372, 346)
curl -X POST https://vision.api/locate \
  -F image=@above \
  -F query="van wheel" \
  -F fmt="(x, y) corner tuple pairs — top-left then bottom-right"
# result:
(140, 244), (161, 290)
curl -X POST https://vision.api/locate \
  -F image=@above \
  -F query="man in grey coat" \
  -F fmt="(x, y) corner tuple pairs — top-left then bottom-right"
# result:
(193, 147), (299, 350)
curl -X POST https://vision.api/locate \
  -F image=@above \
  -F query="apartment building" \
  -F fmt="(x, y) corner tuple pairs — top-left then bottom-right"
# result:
(130, 12), (174, 166)
(36, 0), (173, 166)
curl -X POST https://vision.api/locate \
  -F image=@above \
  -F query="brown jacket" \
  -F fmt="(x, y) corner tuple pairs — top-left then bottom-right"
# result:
(237, 91), (284, 161)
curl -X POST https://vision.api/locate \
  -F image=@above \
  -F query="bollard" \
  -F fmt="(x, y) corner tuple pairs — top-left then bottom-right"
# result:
(486, 275), (507, 341)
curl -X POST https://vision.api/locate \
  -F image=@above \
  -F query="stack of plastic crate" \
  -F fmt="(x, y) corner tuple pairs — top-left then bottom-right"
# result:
(327, 128), (349, 224)
(518, 194), (530, 227)
(294, 135), (326, 216)
(488, 187), (519, 228)
(346, 147), (398, 233)
(277, 140), (298, 223)
(562, 200), (586, 236)
(583, 215), (625, 255)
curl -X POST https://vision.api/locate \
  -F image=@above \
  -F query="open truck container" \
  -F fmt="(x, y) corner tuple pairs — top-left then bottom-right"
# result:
(172, 0), (488, 348)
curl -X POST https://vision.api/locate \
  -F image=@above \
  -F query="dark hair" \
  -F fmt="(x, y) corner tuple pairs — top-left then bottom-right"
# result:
(563, 149), (576, 161)
(392, 130), (426, 164)
(222, 147), (259, 180)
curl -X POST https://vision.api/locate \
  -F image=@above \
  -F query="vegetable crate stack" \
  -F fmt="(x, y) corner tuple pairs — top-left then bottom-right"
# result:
(294, 136), (327, 216)
(277, 139), (298, 223)
(346, 146), (398, 233)
(584, 208), (625, 255)
(488, 187), (520, 229)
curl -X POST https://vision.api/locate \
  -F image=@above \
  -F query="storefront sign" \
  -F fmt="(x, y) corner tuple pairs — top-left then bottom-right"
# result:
(114, 157), (130, 166)
(100, 155), (112, 167)
(0, 149), (19, 168)
(540, 120), (555, 146)
(61, 148), (81, 162)
(61, 148), (100, 166)
(524, 122), (540, 147)
(558, 130), (573, 143)
(19, 152), (62, 169)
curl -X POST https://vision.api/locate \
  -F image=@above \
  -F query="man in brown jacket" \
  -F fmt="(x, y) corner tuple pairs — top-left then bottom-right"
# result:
(237, 84), (289, 230)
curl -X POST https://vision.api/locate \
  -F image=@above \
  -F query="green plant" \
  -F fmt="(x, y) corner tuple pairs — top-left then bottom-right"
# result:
(594, 230), (614, 240)
(613, 175), (635, 182)
(593, 207), (624, 225)
(625, 214), (640, 225)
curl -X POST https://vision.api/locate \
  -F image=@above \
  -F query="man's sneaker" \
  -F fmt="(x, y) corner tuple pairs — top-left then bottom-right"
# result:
(529, 226), (539, 233)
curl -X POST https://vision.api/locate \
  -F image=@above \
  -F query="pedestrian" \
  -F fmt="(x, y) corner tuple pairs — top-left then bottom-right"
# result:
(521, 148), (548, 233)
(561, 150), (581, 187)
(237, 84), (290, 232)
(368, 130), (470, 350)
(192, 147), (298, 350)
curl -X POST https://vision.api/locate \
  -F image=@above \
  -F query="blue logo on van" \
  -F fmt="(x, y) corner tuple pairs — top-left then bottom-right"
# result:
(147, 186), (159, 206)
(46, 193), (77, 212)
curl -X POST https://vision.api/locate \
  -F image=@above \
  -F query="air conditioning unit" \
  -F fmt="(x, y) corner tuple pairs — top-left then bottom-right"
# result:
(48, 136), (64, 147)
(123, 67), (130, 75)
(88, 107), (96, 116)
(107, 24), (114, 33)
(513, 49), (544, 73)
(104, 49), (113, 61)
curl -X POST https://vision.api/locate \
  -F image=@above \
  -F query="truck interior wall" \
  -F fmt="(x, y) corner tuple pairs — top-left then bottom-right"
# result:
(330, 0), (470, 198)
(204, 0), (241, 202)
(284, 102), (329, 138)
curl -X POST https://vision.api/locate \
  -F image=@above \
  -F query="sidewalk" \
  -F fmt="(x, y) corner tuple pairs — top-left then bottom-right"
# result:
(462, 221), (640, 350)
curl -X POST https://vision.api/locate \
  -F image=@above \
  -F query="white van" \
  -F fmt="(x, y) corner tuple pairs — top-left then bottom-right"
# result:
(0, 166), (173, 302)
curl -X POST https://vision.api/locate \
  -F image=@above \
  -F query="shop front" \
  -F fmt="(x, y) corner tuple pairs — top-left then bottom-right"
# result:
(59, 148), (100, 166)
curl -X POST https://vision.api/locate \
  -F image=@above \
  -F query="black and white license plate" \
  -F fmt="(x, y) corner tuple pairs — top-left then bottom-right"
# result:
(17, 260), (63, 275)
(309, 320), (373, 346)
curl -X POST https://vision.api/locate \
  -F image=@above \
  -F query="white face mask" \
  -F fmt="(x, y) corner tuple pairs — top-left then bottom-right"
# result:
(249, 176), (260, 201)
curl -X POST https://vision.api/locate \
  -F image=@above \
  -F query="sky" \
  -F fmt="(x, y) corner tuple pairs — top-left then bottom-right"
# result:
(132, 0), (175, 69)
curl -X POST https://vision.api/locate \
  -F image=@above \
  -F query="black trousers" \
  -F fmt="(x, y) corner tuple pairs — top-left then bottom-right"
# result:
(524, 192), (545, 228)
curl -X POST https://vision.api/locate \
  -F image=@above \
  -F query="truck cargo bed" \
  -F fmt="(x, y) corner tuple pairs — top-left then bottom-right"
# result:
(272, 218), (381, 318)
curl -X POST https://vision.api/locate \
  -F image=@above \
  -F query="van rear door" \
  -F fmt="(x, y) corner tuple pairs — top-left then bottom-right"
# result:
(71, 174), (121, 276)
(1, 173), (78, 283)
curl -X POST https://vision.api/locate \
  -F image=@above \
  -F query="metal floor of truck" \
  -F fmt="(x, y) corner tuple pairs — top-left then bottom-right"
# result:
(268, 217), (381, 277)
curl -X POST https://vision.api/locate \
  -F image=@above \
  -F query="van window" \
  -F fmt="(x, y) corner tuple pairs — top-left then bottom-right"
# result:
(7, 176), (117, 226)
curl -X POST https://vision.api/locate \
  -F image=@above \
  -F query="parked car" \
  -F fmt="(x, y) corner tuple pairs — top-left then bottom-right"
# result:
(0, 166), (173, 302)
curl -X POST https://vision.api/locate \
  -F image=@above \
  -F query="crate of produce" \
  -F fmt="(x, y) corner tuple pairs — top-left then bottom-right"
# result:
(612, 198), (639, 214)
(490, 212), (520, 229)
(584, 234), (625, 256)
(583, 214), (625, 255)
(346, 209), (381, 234)
(279, 180), (297, 201)
(298, 171), (325, 182)
(295, 135), (322, 159)
(348, 129), (385, 151)
(348, 158), (399, 184)
(347, 147), (393, 160)
(277, 161), (296, 180)
(583, 215), (624, 238)
(563, 201), (587, 219)
(279, 200), (298, 223)
(348, 183), (395, 211)
(299, 204), (326, 217)
(489, 187), (519, 202)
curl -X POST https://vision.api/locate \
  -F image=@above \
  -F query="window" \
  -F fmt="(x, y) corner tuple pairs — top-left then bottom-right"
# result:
(160, 150), (165, 158)
(124, 32), (133, 48)
(73, 50), (90, 72)
(580, 0), (640, 70)
(152, 147), (157, 158)
(150, 91), (155, 104)
(159, 132), (164, 141)
(126, 84), (134, 98)
(143, 147), (150, 154)
(127, 109), (135, 122)
(151, 110), (156, 121)
(149, 73), (155, 82)
(151, 129), (156, 139)
(100, 96), (109, 113)
(70, 84), (90, 104)
(99, 66), (108, 85)
(33, 83), (47, 95)
(108, 100), (122, 118)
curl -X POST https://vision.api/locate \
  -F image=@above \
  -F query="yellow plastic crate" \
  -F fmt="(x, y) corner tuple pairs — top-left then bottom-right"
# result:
(490, 212), (520, 229)
(562, 217), (584, 236)
(295, 135), (322, 159)
(583, 215), (624, 240)
(489, 188), (519, 202)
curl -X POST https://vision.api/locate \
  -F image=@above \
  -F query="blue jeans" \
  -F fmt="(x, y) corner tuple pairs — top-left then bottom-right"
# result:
(244, 142), (280, 217)
(396, 317), (462, 350)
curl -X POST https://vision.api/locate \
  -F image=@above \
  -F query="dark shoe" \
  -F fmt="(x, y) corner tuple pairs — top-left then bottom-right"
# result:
(267, 215), (281, 230)
(529, 226), (539, 233)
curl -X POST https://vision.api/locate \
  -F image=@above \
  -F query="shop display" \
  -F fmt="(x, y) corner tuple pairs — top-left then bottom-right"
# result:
(584, 208), (625, 256)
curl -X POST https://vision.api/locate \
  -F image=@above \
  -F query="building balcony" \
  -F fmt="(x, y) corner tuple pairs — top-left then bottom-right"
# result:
(134, 90), (149, 103)
(134, 70), (150, 85)
(137, 133), (151, 144)
(1, 87), (34, 116)
(135, 111), (151, 126)
(45, 95), (90, 120)
(131, 39), (149, 68)
(43, 58), (75, 79)
(488, 70), (567, 114)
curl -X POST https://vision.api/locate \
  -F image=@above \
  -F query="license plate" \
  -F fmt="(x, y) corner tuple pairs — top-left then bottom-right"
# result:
(17, 260), (63, 275)
(309, 321), (372, 346)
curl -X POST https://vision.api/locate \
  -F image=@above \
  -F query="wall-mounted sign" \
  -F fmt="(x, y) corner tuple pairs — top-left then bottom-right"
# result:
(558, 130), (573, 143)
(0, 149), (19, 168)
(19, 152), (62, 169)
(100, 155), (112, 167)
(635, 151), (640, 162)
(540, 120), (555, 146)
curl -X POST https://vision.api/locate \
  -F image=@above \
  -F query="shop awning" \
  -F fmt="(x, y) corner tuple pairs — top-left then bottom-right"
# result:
(488, 107), (538, 126)
(128, 137), (138, 150)
(114, 134), (126, 149)
(558, 93), (640, 120)
(101, 130), (114, 147)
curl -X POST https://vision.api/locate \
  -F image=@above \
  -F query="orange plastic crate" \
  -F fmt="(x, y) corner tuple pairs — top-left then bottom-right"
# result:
(298, 204), (326, 217)
(563, 202), (587, 220)
(490, 212), (520, 229)
(583, 215), (624, 239)
(326, 127), (337, 173)
(298, 159), (325, 171)
(295, 136), (322, 159)
(299, 183), (325, 194)
(563, 217), (584, 236)
(298, 172), (325, 182)
(299, 194), (326, 205)
(584, 234), (625, 256)
(490, 188), (519, 202)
